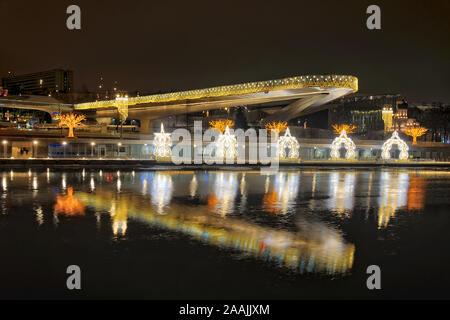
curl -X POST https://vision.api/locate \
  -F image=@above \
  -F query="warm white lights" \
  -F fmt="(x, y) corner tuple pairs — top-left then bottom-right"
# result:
(381, 131), (409, 160)
(153, 123), (172, 158)
(277, 127), (299, 159)
(330, 130), (356, 160)
(216, 126), (238, 160)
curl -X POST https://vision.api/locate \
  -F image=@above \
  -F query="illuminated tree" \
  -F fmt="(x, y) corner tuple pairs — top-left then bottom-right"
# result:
(209, 119), (235, 134)
(59, 113), (86, 138)
(332, 124), (356, 135)
(265, 121), (288, 141)
(403, 126), (428, 145)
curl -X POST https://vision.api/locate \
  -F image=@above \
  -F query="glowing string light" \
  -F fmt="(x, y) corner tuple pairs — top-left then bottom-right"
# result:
(277, 128), (300, 159)
(216, 126), (238, 160)
(330, 130), (356, 160)
(153, 123), (172, 158)
(381, 131), (409, 160)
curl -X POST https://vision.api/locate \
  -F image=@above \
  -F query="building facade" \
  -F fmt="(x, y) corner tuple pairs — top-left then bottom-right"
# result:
(2, 69), (73, 95)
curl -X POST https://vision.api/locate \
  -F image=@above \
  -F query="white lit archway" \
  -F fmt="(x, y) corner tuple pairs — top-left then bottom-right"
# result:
(330, 130), (356, 160)
(277, 128), (300, 159)
(381, 131), (409, 160)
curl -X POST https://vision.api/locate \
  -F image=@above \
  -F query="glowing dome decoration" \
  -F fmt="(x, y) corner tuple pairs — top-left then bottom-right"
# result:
(330, 130), (356, 160)
(277, 128), (300, 159)
(153, 123), (172, 158)
(381, 131), (409, 160)
(217, 126), (238, 160)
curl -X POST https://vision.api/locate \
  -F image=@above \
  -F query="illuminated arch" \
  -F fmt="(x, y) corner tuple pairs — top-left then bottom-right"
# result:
(381, 131), (409, 160)
(217, 126), (238, 159)
(330, 130), (356, 160)
(277, 128), (300, 159)
(153, 123), (172, 158)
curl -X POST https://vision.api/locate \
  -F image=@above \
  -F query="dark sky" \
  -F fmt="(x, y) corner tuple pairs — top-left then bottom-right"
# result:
(1, 0), (449, 103)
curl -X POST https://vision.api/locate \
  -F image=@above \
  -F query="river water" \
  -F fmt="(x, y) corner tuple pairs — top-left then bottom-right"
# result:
(0, 168), (449, 299)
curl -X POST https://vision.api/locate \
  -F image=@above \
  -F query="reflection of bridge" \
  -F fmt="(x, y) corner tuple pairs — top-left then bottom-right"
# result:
(74, 75), (358, 133)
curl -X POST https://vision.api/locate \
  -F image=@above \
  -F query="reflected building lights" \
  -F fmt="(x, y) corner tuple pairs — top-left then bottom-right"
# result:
(189, 174), (198, 198)
(207, 172), (239, 216)
(151, 173), (173, 215)
(77, 190), (355, 275)
(327, 172), (355, 216)
(378, 171), (409, 229)
(54, 187), (85, 216)
(263, 172), (300, 215)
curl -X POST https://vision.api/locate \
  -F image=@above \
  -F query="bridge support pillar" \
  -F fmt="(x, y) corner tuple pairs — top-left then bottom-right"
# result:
(140, 119), (153, 134)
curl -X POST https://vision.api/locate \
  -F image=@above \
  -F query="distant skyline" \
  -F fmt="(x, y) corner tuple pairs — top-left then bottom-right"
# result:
(1, 0), (449, 103)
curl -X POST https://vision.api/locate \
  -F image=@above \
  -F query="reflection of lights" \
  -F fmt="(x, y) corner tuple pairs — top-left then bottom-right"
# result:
(327, 172), (355, 216)
(35, 206), (44, 226)
(378, 171), (409, 229)
(99, 170), (103, 177)
(110, 200), (128, 236)
(207, 172), (238, 216)
(330, 130), (356, 160)
(189, 174), (197, 198)
(117, 179), (121, 192)
(77, 190), (355, 274)
(381, 131), (409, 160)
(407, 177), (426, 211)
(2, 175), (7, 191)
(151, 173), (173, 214)
(90, 177), (95, 191)
(61, 174), (67, 189)
(277, 128), (300, 159)
(32, 177), (38, 190)
(54, 187), (85, 216)
(263, 172), (300, 215)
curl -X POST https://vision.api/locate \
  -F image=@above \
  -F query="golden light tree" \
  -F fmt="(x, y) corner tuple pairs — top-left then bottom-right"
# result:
(59, 113), (86, 138)
(265, 121), (288, 134)
(332, 124), (356, 135)
(403, 126), (428, 145)
(209, 119), (235, 134)
(265, 121), (288, 141)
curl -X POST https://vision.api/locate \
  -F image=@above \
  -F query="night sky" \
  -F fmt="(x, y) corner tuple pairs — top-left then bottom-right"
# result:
(1, 0), (449, 103)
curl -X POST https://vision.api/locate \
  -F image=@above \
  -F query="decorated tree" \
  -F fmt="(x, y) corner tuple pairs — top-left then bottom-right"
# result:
(332, 124), (356, 135)
(265, 121), (288, 141)
(403, 126), (428, 145)
(59, 113), (86, 138)
(209, 119), (235, 134)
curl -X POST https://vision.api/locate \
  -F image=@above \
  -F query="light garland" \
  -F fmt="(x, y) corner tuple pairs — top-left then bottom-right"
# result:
(277, 128), (300, 159)
(74, 75), (358, 110)
(153, 123), (172, 158)
(217, 126), (238, 160)
(115, 95), (129, 123)
(330, 130), (356, 160)
(381, 131), (409, 160)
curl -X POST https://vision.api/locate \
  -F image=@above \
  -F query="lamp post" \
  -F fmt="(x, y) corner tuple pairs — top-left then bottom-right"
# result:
(91, 142), (95, 157)
(2, 140), (7, 158)
(62, 141), (67, 158)
(33, 140), (38, 158)
(117, 142), (122, 158)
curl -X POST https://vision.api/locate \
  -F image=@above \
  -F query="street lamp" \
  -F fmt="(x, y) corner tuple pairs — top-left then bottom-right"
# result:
(91, 142), (95, 157)
(62, 141), (67, 158)
(2, 140), (7, 158)
(33, 140), (38, 158)
(117, 142), (122, 158)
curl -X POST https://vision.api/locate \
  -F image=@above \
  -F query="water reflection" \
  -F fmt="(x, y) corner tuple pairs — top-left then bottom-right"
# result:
(54, 187), (85, 216)
(327, 172), (355, 216)
(378, 171), (409, 229)
(263, 172), (300, 215)
(78, 189), (355, 275)
(0, 168), (442, 277)
(207, 172), (239, 216)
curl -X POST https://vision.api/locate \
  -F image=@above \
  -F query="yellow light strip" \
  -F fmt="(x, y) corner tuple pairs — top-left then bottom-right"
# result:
(74, 74), (358, 110)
